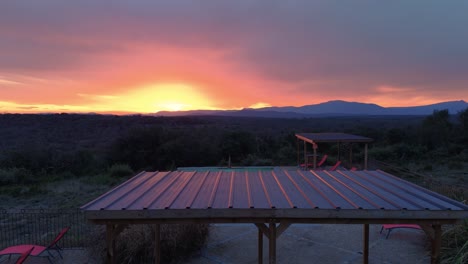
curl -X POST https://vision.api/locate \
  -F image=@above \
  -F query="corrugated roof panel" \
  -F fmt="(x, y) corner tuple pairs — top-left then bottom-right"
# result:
(333, 171), (400, 210)
(83, 171), (151, 210)
(273, 169), (314, 208)
(350, 171), (424, 210)
(319, 171), (380, 209)
(139, 171), (183, 210)
(170, 171), (209, 209)
(153, 171), (195, 209)
(260, 170), (292, 208)
(232, 171), (250, 208)
(303, 171), (355, 209)
(110, 171), (169, 210)
(286, 170), (333, 208)
(248, 170), (272, 208)
(211, 171), (231, 209)
(372, 170), (462, 210)
(81, 168), (468, 221)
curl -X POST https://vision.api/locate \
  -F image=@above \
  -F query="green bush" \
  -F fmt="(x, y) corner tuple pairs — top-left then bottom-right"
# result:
(107, 164), (134, 178)
(0, 167), (36, 185)
(441, 220), (468, 264)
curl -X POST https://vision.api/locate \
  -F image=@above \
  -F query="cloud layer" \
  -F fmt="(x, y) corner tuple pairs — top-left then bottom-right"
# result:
(1, 1), (467, 113)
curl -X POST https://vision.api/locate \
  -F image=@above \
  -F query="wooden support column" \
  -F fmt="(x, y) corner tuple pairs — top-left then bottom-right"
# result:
(313, 144), (317, 169)
(431, 225), (442, 264)
(258, 227), (263, 264)
(154, 224), (161, 264)
(268, 222), (277, 264)
(296, 138), (300, 167)
(106, 224), (116, 264)
(303, 141), (307, 171)
(363, 224), (369, 264)
(364, 143), (368, 170)
(105, 224), (127, 264)
(349, 144), (353, 167)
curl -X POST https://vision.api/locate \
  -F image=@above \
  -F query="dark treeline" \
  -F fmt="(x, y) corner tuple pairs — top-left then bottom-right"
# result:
(0, 108), (467, 185)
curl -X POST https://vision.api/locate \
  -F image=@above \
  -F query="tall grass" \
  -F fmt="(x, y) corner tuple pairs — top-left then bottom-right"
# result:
(441, 220), (468, 264)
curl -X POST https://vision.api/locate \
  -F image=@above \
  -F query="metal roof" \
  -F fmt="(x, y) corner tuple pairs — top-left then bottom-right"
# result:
(296, 133), (373, 143)
(81, 168), (468, 221)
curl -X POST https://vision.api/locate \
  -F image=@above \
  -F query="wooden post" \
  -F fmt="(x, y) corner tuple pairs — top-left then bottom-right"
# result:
(313, 144), (317, 169)
(350, 144), (353, 167)
(363, 224), (369, 264)
(296, 138), (300, 167)
(258, 227), (263, 264)
(106, 224), (115, 264)
(303, 141), (307, 170)
(431, 225), (442, 264)
(269, 222), (277, 264)
(154, 224), (161, 264)
(364, 143), (368, 170)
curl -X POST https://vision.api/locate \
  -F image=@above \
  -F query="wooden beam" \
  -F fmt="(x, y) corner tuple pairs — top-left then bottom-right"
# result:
(276, 222), (291, 238)
(255, 223), (270, 239)
(258, 227), (263, 264)
(431, 225), (442, 264)
(86, 208), (468, 222)
(154, 224), (161, 264)
(363, 224), (369, 264)
(269, 222), (277, 264)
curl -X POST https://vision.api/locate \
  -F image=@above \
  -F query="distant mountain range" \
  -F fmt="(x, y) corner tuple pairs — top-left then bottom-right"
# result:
(154, 100), (468, 118)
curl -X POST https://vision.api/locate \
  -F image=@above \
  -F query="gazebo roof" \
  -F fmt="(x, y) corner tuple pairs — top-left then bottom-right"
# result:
(81, 168), (467, 222)
(295, 133), (373, 144)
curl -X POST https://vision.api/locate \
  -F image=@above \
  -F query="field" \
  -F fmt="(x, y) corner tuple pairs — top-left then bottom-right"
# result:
(0, 111), (467, 262)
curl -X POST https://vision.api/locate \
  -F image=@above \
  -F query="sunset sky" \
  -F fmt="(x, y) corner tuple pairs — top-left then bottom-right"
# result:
(1, 1), (468, 114)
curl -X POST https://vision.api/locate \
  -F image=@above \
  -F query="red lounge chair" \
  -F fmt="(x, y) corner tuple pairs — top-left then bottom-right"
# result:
(380, 224), (422, 239)
(0, 227), (70, 263)
(328, 160), (342, 171)
(350, 167), (357, 171)
(15, 246), (34, 264)
(300, 154), (328, 169)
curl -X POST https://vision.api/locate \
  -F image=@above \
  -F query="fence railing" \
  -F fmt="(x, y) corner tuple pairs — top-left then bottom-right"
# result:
(0, 208), (93, 249)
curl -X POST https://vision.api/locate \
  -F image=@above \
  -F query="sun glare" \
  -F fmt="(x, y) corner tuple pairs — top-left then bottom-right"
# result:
(115, 83), (214, 113)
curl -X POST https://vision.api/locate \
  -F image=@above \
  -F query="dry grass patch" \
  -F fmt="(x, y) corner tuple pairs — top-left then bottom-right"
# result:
(88, 224), (209, 263)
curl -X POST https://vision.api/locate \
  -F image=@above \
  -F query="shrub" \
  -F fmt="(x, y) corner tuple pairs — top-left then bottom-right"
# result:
(0, 167), (37, 185)
(88, 224), (209, 263)
(107, 164), (134, 178)
(441, 220), (468, 264)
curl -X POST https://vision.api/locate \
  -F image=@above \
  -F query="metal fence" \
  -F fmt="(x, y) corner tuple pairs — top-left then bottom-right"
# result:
(0, 209), (93, 249)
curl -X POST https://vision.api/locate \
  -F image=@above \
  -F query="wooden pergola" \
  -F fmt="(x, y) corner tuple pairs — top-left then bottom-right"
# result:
(81, 168), (468, 264)
(296, 133), (373, 169)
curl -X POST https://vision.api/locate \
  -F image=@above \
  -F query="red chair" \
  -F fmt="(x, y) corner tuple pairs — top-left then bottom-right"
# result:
(300, 154), (328, 169)
(15, 246), (34, 264)
(0, 227), (70, 263)
(328, 160), (342, 171)
(380, 224), (422, 239)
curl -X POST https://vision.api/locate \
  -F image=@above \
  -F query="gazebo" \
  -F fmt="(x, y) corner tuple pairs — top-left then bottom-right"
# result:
(81, 167), (468, 264)
(295, 133), (373, 169)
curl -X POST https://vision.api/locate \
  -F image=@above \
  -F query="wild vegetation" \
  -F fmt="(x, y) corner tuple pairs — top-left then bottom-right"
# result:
(0, 108), (467, 262)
